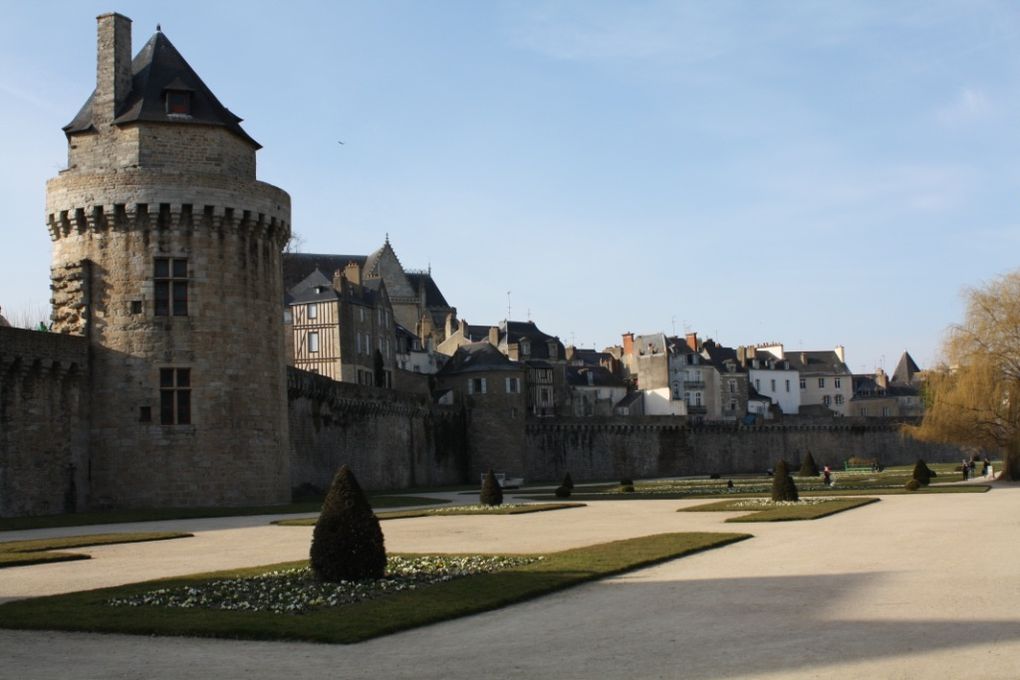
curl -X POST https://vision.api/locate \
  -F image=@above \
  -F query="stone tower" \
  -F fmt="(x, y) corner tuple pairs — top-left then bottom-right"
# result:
(46, 13), (291, 508)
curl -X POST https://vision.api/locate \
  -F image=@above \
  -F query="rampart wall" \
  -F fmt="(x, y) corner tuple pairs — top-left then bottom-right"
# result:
(287, 368), (469, 491)
(0, 327), (90, 517)
(522, 417), (970, 482)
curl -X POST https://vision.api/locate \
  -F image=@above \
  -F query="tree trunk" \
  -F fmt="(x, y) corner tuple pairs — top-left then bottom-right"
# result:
(1005, 438), (1020, 481)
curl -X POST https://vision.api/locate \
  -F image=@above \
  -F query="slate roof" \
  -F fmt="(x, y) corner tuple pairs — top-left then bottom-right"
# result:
(436, 342), (523, 376)
(283, 253), (367, 291)
(500, 320), (565, 360)
(287, 270), (338, 304)
(784, 351), (851, 375)
(65, 30), (259, 148)
(566, 365), (627, 388)
(407, 272), (451, 308)
(891, 351), (921, 385)
(700, 342), (747, 375)
(615, 391), (643, 409)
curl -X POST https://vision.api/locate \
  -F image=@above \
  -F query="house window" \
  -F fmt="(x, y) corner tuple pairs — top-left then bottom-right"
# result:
(307, 303), (317, 320)
(770, 379), (776, 392)
(308, 331), (319, 353)
(469, 378), (487, 394)
(785, 380), (791, 393)
(356, 333), (361, 354)
(165, 90), (191, 114)
(359, 308), (365, 322)
(822, 395), (831, 407)
(818, 378), (825, 388)
(159, 368), (191, 425)
(755, 379), (760, 391)
(154, 257), (188, 316)
(695, 392), (702, 406)
(835, 394), (844, 405)
(800, 378), (806, 389)
(835, 378), (842, 388)
(729, 400), (737, 412)
(729, 379), (736, 394)
(506, 377), (521, 394)
(860, 407), (868, 416)
(882, 406), (891, 416)
(540, 386), (553, 404)
(672, 383), (681, 399)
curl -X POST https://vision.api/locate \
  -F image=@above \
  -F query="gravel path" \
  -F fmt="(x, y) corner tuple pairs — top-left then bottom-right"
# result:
(2, 485), (1018, 679)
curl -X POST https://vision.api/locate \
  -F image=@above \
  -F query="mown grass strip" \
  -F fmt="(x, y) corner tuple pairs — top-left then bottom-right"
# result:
(520, 484), (987, 502)
(0, 496), (448, 532)
(0, 532), (193, 569)
(680, 497), (879, 522)
(0, 532), (749, 643)
(274, 502), (586, 526)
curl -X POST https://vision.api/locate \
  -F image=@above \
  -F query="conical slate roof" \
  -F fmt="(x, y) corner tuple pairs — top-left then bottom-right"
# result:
(64, 30), (259, 148)
(891, 351), (921, 384)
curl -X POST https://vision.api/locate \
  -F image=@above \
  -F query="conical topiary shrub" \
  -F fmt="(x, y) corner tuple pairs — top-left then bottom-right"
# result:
(310, 465), (386, 582)
(771, 459), (799, 502)
(562, 472), (574, 489)
(799, 451), (820, 477)
(912, 459), (933, 487)
(480, 469), (503, 506)
(554, 484), (571, 498)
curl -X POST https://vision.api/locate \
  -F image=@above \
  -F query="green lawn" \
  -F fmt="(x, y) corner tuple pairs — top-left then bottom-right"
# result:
(274, 502), (586, 526)
(0, 496), (448, 532)
(0, 532), (750, 643)
(680, 498), (879, 522)
(0, 532), (193, 568)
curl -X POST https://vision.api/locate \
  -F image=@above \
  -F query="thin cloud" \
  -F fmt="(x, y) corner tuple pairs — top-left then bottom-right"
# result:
(936, 87), (993, 125)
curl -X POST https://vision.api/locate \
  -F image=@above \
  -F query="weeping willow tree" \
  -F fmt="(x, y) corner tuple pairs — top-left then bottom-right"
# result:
(909, 271), (1020, 480)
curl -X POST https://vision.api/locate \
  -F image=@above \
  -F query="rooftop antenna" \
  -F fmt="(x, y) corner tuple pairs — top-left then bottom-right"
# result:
(527, 308), (531, 321)
(671, 315), (677, 335)
(506, 290), (511, 321)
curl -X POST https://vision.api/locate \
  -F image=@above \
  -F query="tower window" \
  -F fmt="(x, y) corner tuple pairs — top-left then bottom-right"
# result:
(160, 368), (191, 425)
(166, 90), (191, 115)
(154, 257), (188, 316)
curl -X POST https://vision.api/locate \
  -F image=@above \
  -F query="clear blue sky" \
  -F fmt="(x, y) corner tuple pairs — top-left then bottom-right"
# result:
(3, 1), (1019, 373)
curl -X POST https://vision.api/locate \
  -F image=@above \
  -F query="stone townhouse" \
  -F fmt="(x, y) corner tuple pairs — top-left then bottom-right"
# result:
(566, 365), (629, 417)
(287, 268), (396, 387)
(283, 237), (456, 349)
(699, 339), (750, 421)
(850, 352), (924, 417)
(764, 344), (854, 416)
(739, 344), (801, 415)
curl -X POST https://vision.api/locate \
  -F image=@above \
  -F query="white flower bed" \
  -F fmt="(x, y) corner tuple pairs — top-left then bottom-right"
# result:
(108, 554), (541, 615)
(429, 503), (530, 513)
(720, 498), (838, 509)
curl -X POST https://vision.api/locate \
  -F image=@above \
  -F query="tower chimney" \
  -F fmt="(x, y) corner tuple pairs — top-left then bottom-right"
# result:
(95, 13), (133, 128)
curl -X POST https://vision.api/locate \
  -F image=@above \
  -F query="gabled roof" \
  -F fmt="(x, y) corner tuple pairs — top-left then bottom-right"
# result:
(283, 253), (367, 291)
(437, 342), (523, 376)
(500, 320), (565, 360)
(566, 365), (627, 388)
(891, 351), (921, 384)
(784, 350), (850, 376)
(407, 272), (451, 308)
(700, 342), (748, 375)
(65, 30), (259, 148)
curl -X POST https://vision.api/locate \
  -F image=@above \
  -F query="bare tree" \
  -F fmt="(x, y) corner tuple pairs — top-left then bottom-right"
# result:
(909, 271), (1020, 480)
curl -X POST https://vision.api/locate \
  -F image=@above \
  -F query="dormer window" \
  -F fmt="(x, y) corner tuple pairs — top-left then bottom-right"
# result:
(165, 88), (192, 115)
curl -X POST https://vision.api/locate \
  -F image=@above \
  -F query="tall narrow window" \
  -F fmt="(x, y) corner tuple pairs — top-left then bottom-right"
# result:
(160, 368), (191, 425)
(154, 257), (188, 316)
(307, 303), (317, 320)
(308, 331), (320, 353)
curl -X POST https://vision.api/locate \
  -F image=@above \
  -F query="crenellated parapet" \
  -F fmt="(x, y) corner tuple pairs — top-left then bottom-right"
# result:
(46, 202), (290, 249)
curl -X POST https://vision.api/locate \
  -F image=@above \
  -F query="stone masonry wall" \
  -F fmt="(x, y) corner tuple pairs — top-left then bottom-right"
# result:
(0, 327), (89, 517)
(523, 417), (971, 482)
(287, 368), (469, 492)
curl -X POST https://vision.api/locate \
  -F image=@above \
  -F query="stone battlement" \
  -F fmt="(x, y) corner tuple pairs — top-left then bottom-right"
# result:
(47, 201), (289, 247)
(0, 326), (88, 375)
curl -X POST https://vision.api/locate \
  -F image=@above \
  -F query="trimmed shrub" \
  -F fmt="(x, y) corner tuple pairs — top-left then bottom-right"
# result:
(554, 485), (571, 498)
(905, 479), (921, 491)
(561, 472), (574, 489)
(709, 473), (721, 480)
(620, 484), (635, 493)
(620, 478), (634, 486)
(912, 459), (933, 487)
(480, 469), (504, 506)
(799, 451), (820, 477)
(771, 459), (799, 502)
(310, 465), (386, 583)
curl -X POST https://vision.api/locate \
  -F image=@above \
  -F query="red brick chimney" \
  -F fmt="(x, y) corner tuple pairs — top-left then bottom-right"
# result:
(686, 332), (699, 351)
(622, 332), (634, 356)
